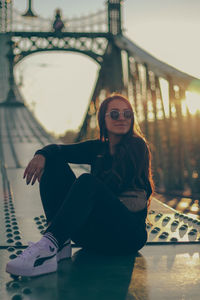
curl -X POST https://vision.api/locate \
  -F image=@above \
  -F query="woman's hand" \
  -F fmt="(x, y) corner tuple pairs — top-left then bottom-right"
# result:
(23, 154), (46, 185)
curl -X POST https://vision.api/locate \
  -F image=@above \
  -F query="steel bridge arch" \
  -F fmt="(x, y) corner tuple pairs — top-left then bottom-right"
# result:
(13, 48), (104, 65)
(11, 32), (110, 65)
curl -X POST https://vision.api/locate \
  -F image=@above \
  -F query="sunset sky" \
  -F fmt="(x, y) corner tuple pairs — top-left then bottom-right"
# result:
(13, 0), (200, 135)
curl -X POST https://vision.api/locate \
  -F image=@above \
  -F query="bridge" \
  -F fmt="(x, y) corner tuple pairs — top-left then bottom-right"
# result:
(0, 1), (200, 299)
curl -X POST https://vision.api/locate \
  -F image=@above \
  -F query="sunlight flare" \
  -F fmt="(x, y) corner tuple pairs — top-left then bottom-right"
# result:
(185, 92), (200, 115)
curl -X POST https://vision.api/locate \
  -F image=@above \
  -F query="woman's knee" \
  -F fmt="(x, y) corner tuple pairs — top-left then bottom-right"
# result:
(76, 173), (95, 185)
(44, 156), (66, 170)
(41, 160), (76, 189)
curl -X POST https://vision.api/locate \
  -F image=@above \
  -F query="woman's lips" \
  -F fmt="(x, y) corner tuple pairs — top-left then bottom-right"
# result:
(114, 124), (127, 126)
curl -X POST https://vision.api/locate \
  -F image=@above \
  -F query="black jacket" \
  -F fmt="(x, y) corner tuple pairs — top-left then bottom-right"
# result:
(35, 137), (152, 199)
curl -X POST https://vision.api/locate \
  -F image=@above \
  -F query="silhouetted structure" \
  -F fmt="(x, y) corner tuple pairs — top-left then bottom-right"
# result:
(53, 9), (64, 32)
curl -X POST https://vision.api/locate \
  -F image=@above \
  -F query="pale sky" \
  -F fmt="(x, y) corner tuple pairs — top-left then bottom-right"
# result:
(13, 0), (200, 135)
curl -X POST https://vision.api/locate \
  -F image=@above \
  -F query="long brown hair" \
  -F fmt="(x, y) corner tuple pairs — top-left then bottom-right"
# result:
(97, 93), (154, 204)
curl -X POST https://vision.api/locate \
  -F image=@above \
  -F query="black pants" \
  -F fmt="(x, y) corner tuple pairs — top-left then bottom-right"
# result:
(40, 157), (147, 254)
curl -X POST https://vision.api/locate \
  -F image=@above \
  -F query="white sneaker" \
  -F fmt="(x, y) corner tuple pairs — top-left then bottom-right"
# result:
(6, 239), (58, 277)
(57, 239), (72, 263)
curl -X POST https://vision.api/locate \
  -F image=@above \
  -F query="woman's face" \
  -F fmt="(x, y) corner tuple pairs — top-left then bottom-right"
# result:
(105, 99), (132, 137)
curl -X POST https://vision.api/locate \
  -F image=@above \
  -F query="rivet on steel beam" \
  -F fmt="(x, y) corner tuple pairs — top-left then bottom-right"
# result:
(170, 237), (178, 242)
(7, 233), (13, 238)
(159, 232), (169, 239)
(13, 231), (20, 235)
(7, 247), (16, 252)
(179, 214), (184, 220)
(151, 227), (160, 234)
(11, 293), (23, 300)
(146, 224), (152, 229)
(9, 254), (17, 259)
(188, 229), (197, 235)
(22, 287), (32, 294)
(171, 221), (179, 226)
(179, 225), (188, 230)
(7, 238), (14, 243)
(13, 226), (19, 230)
(9, 282), (20, 289)
(15, 241), (22, 246)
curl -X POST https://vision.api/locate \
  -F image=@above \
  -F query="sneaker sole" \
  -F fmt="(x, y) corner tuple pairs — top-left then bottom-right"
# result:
(6, 260), (57, 277)
(57, 244), (72, 263)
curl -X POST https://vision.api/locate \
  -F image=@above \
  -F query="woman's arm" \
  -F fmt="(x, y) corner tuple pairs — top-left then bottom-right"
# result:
(24, 140), (100, 185)
(35, 140), (100, 164)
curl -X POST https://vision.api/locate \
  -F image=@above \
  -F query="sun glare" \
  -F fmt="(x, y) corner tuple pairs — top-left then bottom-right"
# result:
(185, 92), (200, 115)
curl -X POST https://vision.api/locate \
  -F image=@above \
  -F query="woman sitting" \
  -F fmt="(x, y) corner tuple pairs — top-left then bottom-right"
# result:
(6, 93), (154, 277)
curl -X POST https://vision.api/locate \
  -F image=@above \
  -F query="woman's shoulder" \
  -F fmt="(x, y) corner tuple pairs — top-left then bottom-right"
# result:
(129, 135), (147, 148)
(85, 139), (102, 145)
(81, 139), (104, 150)
(76, 139), (102, 145)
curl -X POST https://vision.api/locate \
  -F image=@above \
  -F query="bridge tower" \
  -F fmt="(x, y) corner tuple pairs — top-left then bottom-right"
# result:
(0, 0), (126, 107)
(108, 0), (123, 35)
(0, 0), (24, 106)
(77, 0), (126, 141)
(94, 0), (124, 94)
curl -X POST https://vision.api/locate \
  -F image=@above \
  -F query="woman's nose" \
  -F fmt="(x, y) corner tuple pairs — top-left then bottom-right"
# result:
(118, 112), (125, 120)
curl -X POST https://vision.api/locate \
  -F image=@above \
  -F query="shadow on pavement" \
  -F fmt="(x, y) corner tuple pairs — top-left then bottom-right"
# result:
(6, 249), (149, 300)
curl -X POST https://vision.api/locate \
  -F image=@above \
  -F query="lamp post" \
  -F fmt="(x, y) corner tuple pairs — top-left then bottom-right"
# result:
(22, 0), (37, 17)
(2, 39), (24, 106)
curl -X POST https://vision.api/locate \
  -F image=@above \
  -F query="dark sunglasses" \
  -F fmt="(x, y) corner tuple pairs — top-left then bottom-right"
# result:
(105, 109), (132, 120)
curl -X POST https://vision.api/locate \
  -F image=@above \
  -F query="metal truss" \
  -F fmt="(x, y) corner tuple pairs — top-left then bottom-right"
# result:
(11, 32), (110, 64)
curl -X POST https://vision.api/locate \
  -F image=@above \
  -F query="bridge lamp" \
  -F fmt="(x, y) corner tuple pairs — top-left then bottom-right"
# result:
(22, 0), (37, 17)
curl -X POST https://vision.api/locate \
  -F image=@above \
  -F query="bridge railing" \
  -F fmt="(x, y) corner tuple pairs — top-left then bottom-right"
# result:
(11, 8), (107, 33)
(116, 36), (200, 197)
(80, 34), (200, 198)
